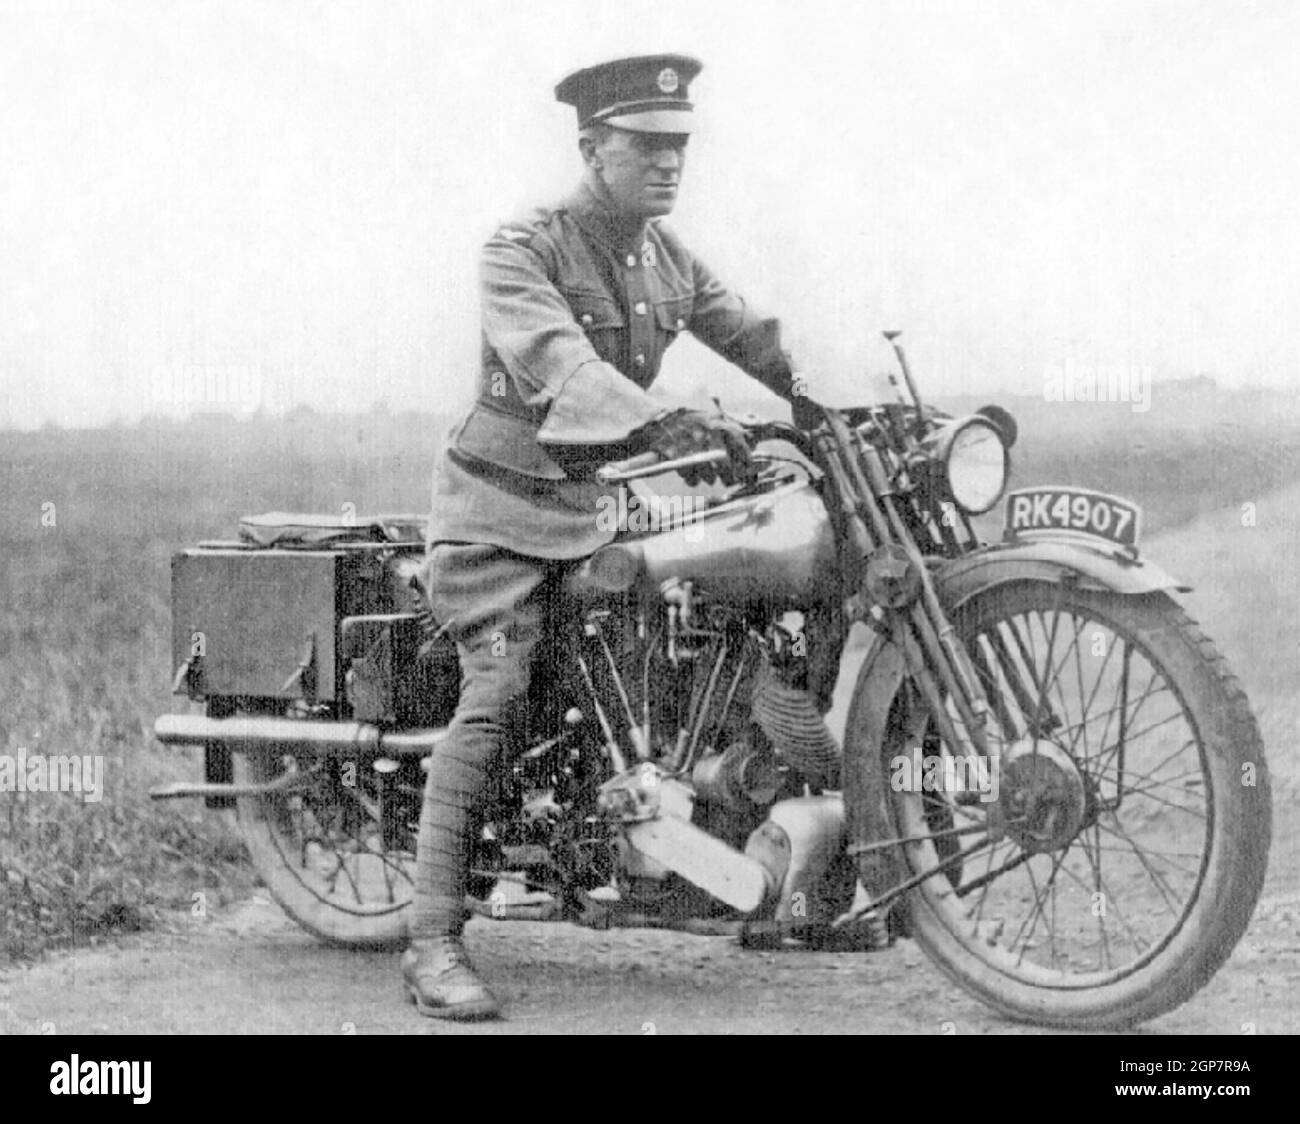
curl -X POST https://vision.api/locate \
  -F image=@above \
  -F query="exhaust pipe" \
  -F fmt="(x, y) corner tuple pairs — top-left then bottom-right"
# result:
(154, 713), (447, 756)
(150, 713), (448, 800)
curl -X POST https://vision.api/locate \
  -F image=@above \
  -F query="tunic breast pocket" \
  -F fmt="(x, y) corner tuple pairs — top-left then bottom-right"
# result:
(654, 295), (693, 345)
(563, 290), (626, 366)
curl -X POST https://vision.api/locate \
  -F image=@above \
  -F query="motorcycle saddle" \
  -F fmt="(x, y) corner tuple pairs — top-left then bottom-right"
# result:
(238, 511), (428, 549)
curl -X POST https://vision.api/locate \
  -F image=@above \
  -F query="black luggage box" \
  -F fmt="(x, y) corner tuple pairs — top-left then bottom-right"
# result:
(170, 546), (394, 705)
(169, 511), (456, 721)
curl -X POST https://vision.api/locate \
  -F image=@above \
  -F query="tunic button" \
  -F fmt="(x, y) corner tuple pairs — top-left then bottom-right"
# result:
(626, 254), (637, 268)
(581, 313), (593, 326)
(634, 353), (646, 367)
(634, 301), (647, 315)
(675, 317), (685, 329)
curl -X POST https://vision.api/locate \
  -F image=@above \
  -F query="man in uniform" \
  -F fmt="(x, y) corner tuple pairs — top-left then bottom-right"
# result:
(403, 53), (808, 1020)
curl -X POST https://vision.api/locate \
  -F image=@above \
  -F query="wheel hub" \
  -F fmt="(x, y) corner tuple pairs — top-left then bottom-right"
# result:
(996, 739), (1088, 853)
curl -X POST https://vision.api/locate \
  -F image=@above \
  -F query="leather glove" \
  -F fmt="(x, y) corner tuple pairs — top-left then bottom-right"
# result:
(632, 408), (752, 486)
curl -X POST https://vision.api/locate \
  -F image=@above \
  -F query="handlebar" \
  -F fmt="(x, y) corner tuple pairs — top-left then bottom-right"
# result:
(596, 449), (728, 485)
(596, 418), (813, 485)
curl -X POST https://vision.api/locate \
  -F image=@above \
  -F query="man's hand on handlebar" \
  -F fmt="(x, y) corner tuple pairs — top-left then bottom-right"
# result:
(630, 408), (753, 486)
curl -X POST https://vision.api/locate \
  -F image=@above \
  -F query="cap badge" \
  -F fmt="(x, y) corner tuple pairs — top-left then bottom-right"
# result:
(656, 67), (679, 94)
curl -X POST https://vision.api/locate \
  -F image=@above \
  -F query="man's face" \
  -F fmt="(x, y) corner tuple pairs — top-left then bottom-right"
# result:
(588, 129), (689, 219)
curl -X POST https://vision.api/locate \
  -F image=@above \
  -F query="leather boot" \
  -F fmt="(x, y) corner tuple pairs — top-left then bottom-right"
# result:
(401, 936), (501, 1021)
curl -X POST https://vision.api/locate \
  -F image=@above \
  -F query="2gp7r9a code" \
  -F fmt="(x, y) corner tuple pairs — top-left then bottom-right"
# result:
(1121, 1060), (1251, 1074)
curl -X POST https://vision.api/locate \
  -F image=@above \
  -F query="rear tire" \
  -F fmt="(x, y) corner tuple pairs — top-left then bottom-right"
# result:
(235, 749), (414, 949)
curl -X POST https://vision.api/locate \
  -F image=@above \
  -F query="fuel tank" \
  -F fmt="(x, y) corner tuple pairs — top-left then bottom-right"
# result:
(582, 479), (837, 606)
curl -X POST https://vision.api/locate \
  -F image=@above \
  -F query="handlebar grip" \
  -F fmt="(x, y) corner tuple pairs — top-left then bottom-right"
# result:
(597, 448), (728, 485)
(596, 450), (664, 484)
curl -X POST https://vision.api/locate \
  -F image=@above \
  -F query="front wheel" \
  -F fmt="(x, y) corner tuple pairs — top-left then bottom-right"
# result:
(851, 583), (1271, 1029)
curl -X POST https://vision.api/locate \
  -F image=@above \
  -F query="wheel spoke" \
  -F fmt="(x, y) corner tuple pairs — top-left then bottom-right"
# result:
(1030, 606), (1066, 739)
(1087, 822), (1114, 970)
(955, 837), (1034, 899)
(1094, 666), (1166, 778)
(1053, 850), (1152, 957)
(1072, 625), (1122, 755)
(1093, 843), (1201, 878)
(1095, 816), (1197, 918)
(1100, 765), (1204, 804)
(1069, 616), (1094, 760)
(1054, 683), (1175, 753)
(1101, 780), (1207, 821)
(970, 833), (1011, 925)
(1044, 617), (1084, 744)
(1011, 849), (1069, 966)
(1092, 741), (1199, 788)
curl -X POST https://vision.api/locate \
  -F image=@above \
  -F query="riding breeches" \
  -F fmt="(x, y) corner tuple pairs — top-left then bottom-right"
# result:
(410, 542), (573, 939)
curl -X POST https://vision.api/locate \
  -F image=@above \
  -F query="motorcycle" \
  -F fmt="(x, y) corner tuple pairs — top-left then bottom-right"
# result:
(151, 332), (1272, 1029)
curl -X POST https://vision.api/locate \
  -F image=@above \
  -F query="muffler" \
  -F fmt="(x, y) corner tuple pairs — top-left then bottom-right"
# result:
(150, 713), (447, 801)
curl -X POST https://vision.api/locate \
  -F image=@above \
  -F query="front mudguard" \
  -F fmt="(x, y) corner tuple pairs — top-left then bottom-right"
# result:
(933, 537), (1188, 609)
(842, 537), (1188, 898)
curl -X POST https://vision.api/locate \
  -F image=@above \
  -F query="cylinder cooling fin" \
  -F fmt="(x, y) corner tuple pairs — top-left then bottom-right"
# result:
(750, 661), (841, 787)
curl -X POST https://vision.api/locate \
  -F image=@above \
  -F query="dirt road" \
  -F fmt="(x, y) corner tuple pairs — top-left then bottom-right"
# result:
(2, 857), (1298, 1035)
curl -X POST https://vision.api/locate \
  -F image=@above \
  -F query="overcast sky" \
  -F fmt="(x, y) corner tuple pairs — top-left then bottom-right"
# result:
(1, 0), (1296, 428)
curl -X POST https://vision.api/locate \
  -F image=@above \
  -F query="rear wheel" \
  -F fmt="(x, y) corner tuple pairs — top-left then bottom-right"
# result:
(235, 747), (416, 949)
(851, 583), (1271, 1029)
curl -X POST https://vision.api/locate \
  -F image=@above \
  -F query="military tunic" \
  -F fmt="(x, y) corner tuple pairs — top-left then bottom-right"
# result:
(429, 180), (797, 559)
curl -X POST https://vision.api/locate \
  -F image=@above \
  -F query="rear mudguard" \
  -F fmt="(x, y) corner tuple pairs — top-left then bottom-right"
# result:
(842, 537), (1188, 898)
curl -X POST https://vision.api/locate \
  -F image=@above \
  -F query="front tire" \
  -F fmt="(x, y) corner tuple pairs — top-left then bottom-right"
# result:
(850, 583), (1271, 1029)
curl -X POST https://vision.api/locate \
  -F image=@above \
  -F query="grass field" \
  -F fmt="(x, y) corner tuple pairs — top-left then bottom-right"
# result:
(2, 385), (1297, 961)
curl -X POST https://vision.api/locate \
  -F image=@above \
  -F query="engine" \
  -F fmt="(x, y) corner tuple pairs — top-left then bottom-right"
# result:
(538, 580), (843, 908)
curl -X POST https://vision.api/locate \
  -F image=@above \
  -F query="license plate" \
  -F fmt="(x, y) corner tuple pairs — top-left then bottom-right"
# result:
(1004, 487), (1142, 553)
